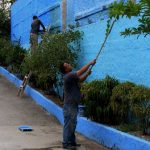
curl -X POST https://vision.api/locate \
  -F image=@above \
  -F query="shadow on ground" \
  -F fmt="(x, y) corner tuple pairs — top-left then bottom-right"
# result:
(23, 146), (77, 150)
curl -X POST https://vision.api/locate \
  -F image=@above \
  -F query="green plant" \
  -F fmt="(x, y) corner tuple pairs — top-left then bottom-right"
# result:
(130, 85), (150, 134)
(0, 1), (17, 38)
(110, 82), (136, 123)
(129, 85), (150, 135)
(6, 44), (26, 70)
(0, 0), (16, 38)
(109, 0), (150, 37)
(21, 29), (82, 92)
(0, 38), (9, 65)
(0, 38), (26, 73)
(81, 75), (119, 124)
(116, 123), (138, 133)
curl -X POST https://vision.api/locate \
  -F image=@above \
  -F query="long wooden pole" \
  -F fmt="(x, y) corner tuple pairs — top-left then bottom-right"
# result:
(89, 19), (116, 71)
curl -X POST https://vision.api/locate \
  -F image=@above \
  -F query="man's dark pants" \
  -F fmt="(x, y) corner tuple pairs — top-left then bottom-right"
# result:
(63, 104), (78, 147)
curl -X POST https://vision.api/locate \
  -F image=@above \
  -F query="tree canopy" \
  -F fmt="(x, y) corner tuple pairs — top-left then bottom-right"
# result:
(0, 0), (16, 38)
(109, 0), (150, 37)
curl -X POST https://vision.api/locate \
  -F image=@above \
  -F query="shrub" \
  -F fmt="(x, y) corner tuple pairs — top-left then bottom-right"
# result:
(21, 29), (82, 92)
(6, 44), (26, 71)
(82, 76), (150, 134)
(0, 38), (10, 66)
(0, 8), (10, 38)
(81, 75), (119, 124)
(0, 38), (26, 73)
(110, 82), (136, 123)
(129, 85), (150, 135)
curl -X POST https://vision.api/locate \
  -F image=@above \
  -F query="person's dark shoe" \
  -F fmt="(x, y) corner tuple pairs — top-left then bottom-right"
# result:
(63, 145), (69, 149)
(63, 144), (76, 149)
(70, 143), (81, 147)
(63, 144), (75, 149)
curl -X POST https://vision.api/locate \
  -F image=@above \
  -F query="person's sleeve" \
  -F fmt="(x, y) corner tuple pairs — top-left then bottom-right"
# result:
(65, 72), (79, 83)
(39, 20), (45, 31)
(70, 72), (79, 81)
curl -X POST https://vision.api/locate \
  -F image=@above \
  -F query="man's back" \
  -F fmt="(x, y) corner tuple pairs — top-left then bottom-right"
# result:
(31, 19), (41, 34)
(64, 72), (81, 105)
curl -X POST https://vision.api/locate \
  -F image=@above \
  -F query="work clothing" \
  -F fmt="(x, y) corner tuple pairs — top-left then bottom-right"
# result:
(30, 19), (45, 34)
(63, 72), (80, 147)
(30, 19), (45, 52)
(63, 72), (81, 105)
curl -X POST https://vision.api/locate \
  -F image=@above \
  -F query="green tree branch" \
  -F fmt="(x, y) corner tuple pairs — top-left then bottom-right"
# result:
(109, 0), (150, 37)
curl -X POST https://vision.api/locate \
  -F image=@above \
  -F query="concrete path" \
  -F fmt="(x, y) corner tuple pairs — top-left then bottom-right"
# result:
(0, 75), (109, 150)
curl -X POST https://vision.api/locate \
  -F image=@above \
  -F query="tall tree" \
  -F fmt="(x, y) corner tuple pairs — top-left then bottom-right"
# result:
(0, 0), (16, 38)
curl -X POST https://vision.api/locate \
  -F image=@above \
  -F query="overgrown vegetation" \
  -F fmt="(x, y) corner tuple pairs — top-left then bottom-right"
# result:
(0, 38), (26, 73)
(81, 77), (150, 135)
(129, 85), (150, 134)
(0, 0), (16, 38)
(0, 8), (10, 38)
(110, 82), (136, 123)
(81, 76), (119, 124)
(21, 29), (82, 93)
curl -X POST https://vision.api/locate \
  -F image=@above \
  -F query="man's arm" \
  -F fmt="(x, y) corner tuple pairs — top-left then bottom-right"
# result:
(79, 69), (91, 82)
(76, 59), (96, 77)
(40, 20), (45, 31)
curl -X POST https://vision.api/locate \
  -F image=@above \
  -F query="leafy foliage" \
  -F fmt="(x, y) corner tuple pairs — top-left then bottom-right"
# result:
(21, 29), (82, 89)
(0, 8), (10, 38)
(110, 82), (136, 123)
(82, 76), (150, 134)
(0, 0), (16, 37)
(129, 85), (150, 134)
(109, 0), (150, 37)
(81, 76), (119, 124)
(0, 0), (16, 7)
(0, 38), (26, 73)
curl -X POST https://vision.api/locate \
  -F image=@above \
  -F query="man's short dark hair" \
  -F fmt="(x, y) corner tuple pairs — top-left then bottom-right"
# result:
(59, 63), (66, 74)
(33, 15), (38, 20)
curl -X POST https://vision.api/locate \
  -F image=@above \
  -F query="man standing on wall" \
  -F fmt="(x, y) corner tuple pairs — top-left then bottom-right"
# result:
(30, 15), (45, 52)
(59, 60), (96, 149)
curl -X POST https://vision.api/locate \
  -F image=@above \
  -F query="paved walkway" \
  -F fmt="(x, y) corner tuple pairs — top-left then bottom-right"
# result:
(0, 75), (109, 150)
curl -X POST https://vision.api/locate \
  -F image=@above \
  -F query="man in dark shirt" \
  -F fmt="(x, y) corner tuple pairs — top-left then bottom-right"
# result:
(30, 15), (45, 52)
(59, 60), (96, 149)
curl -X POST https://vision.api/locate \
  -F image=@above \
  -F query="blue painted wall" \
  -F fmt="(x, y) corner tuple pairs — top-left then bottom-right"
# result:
(11, 0), (150, 87)
(11, 0), (61, 48)
(77, 18), (150, 87)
